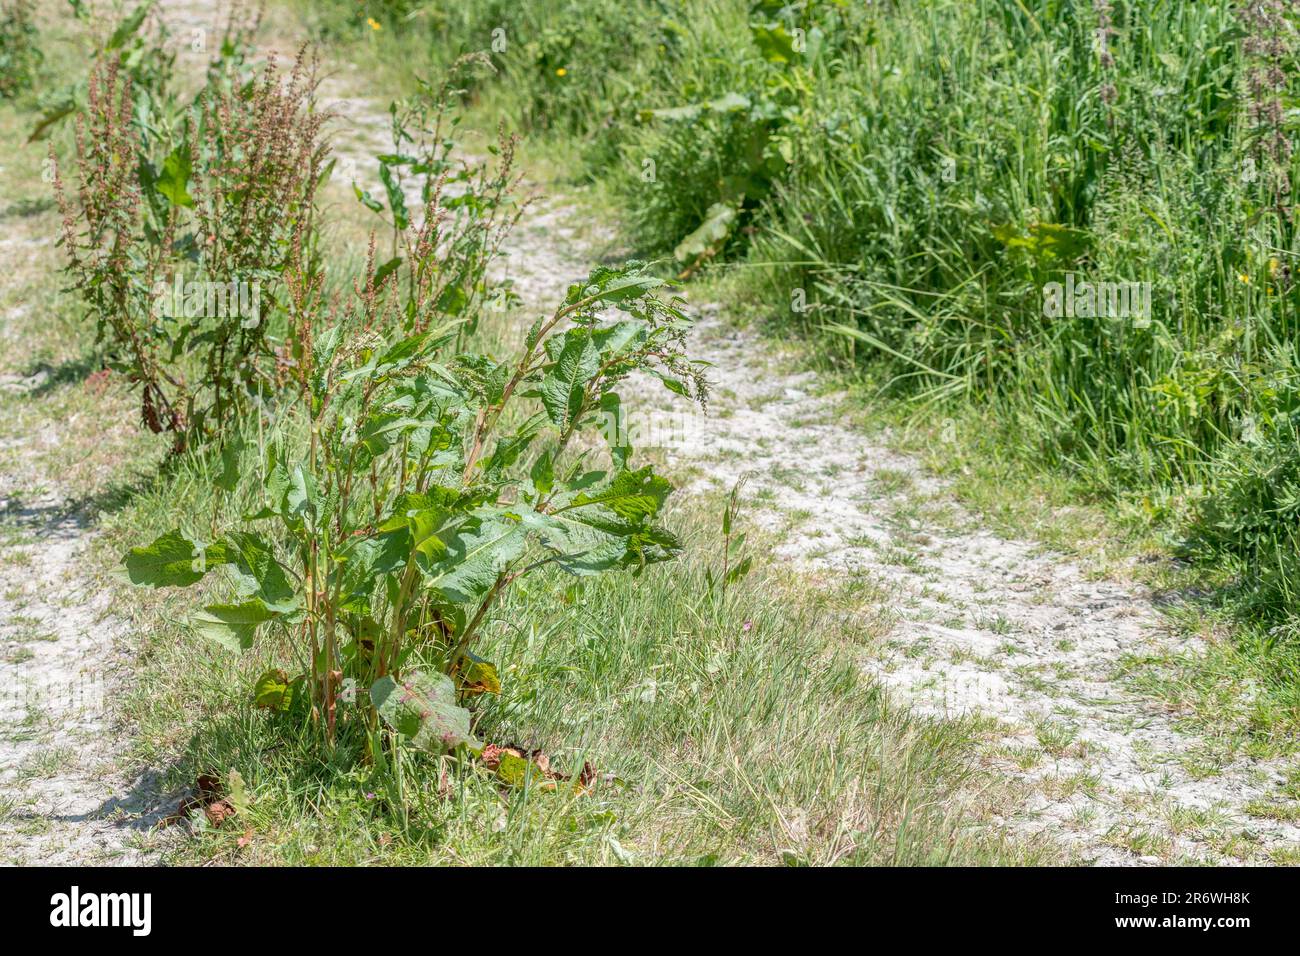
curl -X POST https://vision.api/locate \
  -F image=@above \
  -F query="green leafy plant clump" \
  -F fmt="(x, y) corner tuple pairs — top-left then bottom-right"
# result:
(0, 0), (42, 99)
(54, 33), (328, 451)
(123, 231), (707, 758)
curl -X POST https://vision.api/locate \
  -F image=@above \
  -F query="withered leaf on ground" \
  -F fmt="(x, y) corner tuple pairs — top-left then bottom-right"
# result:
(161, 772), (240, 829)
(479, 743), (595, 794)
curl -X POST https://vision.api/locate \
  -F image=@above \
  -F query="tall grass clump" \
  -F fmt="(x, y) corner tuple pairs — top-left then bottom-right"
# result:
(749, 0), (1300, 711)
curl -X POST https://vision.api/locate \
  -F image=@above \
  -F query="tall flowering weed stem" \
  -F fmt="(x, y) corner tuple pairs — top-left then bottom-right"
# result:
(55, 42), (331, 451)
(1240, 0), (1299, 227)
(353, 52), (527, 346)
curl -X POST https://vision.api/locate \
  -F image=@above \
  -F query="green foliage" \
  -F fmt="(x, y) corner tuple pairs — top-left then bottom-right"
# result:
(117, 482), (1041, 864)
(374, 0), (1284, 491)
(2, 0), (1059, 856)
(124, 223), (706, 752)
(111, 34), (709, 761)
(616, 0), (844, 261)
(0, 0), (41, 99)
(1192, 422), (1300, 625)
(308, 0), (425, 35)
(372, 671), (481, 753)
(122, 528), (214, 588)
(705, 480), (752, 600)
(352, 55), (522, 344)
(55, 38), (327, 450)
(304, 0), (680, 171)
(419, 0), (672, 138)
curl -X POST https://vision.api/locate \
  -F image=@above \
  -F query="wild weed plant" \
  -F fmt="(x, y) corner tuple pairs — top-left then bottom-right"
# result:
(55, 33), (328, 450)
(79, 23), (713, 785)
(352, 54), (524, 345)
(126, 236), (705, 765)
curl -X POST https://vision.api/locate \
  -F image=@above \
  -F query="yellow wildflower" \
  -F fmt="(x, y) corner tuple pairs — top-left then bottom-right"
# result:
(367, 17), (381, 31)
(556, 67), (567, 77)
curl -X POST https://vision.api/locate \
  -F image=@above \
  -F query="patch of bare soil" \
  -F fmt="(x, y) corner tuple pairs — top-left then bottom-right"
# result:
(0, 512), (167, 864)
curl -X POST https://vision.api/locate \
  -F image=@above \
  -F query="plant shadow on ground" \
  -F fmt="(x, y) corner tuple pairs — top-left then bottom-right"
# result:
(6, 766), (172, 839)
(0, 408), (167, 520)
(19, 353), (102, 398)
(0, 196), (56, 219)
